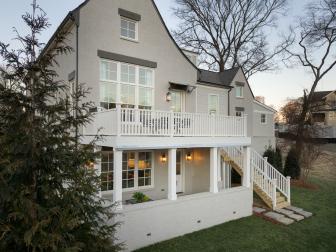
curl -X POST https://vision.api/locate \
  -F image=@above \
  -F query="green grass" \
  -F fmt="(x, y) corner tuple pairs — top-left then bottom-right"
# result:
(137, 178), (336, 252)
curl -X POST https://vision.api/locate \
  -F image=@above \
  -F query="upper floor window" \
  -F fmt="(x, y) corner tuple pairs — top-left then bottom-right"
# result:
(236, 85), (243, 98)
(99, 59), (154, 110)
(208, 94), (219, 114)
(120, 17), (138, 41)
(236, 111), (242, 117)
(261, 114), (267, 124)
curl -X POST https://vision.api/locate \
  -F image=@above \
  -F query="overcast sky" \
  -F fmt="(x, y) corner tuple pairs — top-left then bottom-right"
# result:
(1, 0), (335, 109)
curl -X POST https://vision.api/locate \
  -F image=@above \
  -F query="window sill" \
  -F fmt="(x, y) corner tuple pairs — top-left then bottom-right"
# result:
(120, 36), (139, 43)
(236, 96), (244, 99)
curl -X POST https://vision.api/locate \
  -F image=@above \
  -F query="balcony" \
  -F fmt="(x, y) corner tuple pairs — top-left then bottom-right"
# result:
(83, 107), (247, 138)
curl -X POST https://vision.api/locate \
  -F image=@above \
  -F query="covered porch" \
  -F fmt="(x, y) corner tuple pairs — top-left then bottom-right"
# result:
(96, 146), (252, 210)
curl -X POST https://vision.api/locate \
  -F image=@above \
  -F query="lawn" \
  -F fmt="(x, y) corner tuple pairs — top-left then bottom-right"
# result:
(137, 177), (336, 252)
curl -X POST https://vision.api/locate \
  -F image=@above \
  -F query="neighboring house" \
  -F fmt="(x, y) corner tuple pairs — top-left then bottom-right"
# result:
(311, 91), (336, 139)
(42, 0), (289, 250)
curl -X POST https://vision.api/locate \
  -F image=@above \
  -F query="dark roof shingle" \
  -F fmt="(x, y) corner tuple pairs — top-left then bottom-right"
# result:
(197, 68), (240, 88)
(311, 91), (334, 102)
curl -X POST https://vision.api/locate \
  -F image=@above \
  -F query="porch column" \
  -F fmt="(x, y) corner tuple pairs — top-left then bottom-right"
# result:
(168, 148), (177, 200)
(210, 147), (219, 193)
(113, 149), (123, 210)
(242, 146), (251, 188)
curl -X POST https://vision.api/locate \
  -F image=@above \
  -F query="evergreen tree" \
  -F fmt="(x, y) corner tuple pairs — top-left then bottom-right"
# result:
(263, 146), (283, 174)
(0, 2), (121, 251)
(284, 147), (301, 179)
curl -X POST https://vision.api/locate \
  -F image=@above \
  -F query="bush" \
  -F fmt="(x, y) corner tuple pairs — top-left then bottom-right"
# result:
(132, 192), (151, 203)
(284, 147), (301, 179)
(263, 146), (283, 174)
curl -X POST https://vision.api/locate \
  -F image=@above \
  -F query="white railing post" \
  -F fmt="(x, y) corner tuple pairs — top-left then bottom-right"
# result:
(169, 110), (174, 137)
(244, 114), (248, 136)
(210, 147), (219, 193)
(263, 157), (268, 176)
(272, 179), (277, 210)
(286, 176), (291, 204)
(168, 148), (177, 200)
(242, 146), (251, 188)
(116, 104), (121, 136)
(113, 149), (123, 210)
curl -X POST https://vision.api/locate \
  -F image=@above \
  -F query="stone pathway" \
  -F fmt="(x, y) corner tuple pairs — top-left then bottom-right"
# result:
(253, 206), (313, 225)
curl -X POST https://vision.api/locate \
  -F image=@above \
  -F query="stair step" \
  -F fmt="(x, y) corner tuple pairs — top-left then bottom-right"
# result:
(277, 196), (286, 204)
(276, 201), (290, 209)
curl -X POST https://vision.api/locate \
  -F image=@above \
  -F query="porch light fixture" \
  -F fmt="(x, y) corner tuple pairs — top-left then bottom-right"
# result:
(160, 153), (167, 163)
(166, 91), (172, 102)
(186, 152), (192, 161)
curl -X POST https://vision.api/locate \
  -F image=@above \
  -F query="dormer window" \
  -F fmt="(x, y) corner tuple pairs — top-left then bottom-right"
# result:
(119, 8), (141, 42)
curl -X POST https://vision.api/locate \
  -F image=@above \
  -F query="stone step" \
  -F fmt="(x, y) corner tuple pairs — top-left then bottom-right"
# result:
(264, 211), (294, 225)
(285, 206), (313, 218)
(275, 209), (304, 221)
(253, 207), (267, 214)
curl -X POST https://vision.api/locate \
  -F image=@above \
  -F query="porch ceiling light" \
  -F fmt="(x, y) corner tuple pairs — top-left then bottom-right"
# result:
(166, 91), (172, 102)
(160, 153), (167, 163)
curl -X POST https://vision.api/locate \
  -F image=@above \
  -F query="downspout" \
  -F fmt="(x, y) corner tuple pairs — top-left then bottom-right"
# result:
(228, 87), (232, 116)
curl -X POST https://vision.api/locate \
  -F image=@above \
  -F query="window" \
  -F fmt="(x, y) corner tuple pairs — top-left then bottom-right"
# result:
(122, 152), (135, 189)
(138, 152), (152, 187)
(99, 60), (154, 110)
(100, 151), (153, 192)
(261, 114), (267, 124)
(101, 152), (113, 191)
(208, 94), (219, 114)
(236, 86), (243, 98)
(236, 111), (242, 117)
(120, 18), (137, 41)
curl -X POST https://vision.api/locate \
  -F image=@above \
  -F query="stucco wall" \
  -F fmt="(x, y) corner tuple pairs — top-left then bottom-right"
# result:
(196, 85), (229, 115)
(78, 0), (198, 111)
(115, 187), (253, 251)
(252, 136), (276, 154)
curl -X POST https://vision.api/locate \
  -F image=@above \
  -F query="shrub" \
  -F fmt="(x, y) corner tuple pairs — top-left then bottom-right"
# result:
(132, 192), (151, 203)
(263, 146), (283, 174)
(284, 147), (301, 179)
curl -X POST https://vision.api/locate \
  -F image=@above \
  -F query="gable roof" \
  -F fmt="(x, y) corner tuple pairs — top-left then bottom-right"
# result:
(39, 0), (198, 70)
(311, 91), (335, 102)
(253, 100), (277, 113)
(197, 68), (239, 88)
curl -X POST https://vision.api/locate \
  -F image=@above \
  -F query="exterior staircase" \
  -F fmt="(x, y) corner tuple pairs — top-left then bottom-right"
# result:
(221, 147), (291, 210)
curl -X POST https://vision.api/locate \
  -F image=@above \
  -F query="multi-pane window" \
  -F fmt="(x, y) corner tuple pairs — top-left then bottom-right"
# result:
(122, 152), (135, 189)
(236, 86), (243, 98)
(120, 18), (137, 40)
(261, 114), (267, 124)
(101, 152), (113, 191)
(100, 151), (153, 192)
(100, 61), (118, 109)
(99, 60), (154, 110)
(138, 152), (152, 187)
(208, 94), (219, 114)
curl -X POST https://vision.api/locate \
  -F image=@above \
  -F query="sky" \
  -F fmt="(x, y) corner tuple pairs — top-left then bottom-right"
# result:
(0, 0), (335, 109)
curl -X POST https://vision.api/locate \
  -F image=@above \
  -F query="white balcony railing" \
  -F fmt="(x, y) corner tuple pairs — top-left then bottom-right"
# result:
(83, 107), (247, 137)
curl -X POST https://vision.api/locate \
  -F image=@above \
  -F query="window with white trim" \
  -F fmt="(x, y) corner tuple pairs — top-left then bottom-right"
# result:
(122, 152), (135, 189)
(138, 152), (152, 187)
(208, 94), (219, 114)
(120, 17), (138, 41)
(100, 151), (153, 192)
(101, 152), (113, 191)
(236, 85), (243, 98)
(99, 60), (154, 110)
(261, 114), (267, 124)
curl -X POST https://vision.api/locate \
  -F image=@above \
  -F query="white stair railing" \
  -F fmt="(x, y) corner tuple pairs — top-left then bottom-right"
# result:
(221, 147), (291, 209)
(250, 149), (290, 203)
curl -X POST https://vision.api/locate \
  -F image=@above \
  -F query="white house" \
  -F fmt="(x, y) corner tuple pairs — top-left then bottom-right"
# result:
(43, 0), (290, 250)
